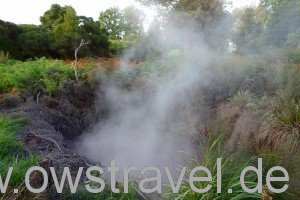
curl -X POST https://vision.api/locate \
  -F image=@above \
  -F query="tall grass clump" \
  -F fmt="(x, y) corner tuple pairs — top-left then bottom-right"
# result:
(260, 63), (300, 153)
(166, 130), (262, 199)
(0, 114), (38, 190)
(264, 90), (300, 154)
(0, 51), (10, 64)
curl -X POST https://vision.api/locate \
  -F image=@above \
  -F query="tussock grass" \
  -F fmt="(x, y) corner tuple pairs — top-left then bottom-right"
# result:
(264, 90), (300, 154)
(166, 132), (262, 200)
(230, 90), (252, 107)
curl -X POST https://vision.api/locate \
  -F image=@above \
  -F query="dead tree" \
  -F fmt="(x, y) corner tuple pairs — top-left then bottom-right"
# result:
(72, 39), (91, 82)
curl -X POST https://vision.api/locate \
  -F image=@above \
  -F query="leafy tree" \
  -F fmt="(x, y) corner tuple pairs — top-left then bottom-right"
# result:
(79, 16), (109, 57)
(0, 20), (22, 59)
(175, 0), (229, 51)
(99, 7), (125, 39)
(52, 6), (79, 37)
(43, 6), (80, 58)
(40, 4), (67, 30)
(99, 6), (144, 40)
(40, 4), (110, 58)
(261, 0), (300, 47)
(17, 25), (53, 58)
(99, 7), (144, 56)
(40, 5), (81, 58)
(122, 6), (144, 40)
(139, 0), (230, 51)
(231, 7), (265, 54)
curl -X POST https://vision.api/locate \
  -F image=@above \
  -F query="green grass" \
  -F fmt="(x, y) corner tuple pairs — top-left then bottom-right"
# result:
(0, 115), (38, 190)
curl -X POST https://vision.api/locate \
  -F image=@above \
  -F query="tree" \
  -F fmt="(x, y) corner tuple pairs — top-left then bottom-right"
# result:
(262, 0), (300, 47)
(231, 7), (265, 54)
(72, 39), (90, 82)
(40, 4), (110, 58)
(46, 6), (80, 58)
(40, 4), (67, 30)
(99, 6), (144, 40)
(139, 0), (230, 51)
(52, 6), (79, 38)
(40, 5), (80, 58)
(79, 16), (109, 57)
(122, 6), (144, 40)
(98, 7), (144, 56)
(17, 25), (53, 58)
(0, 20), (22, 59)
(99, 7), (125, 39)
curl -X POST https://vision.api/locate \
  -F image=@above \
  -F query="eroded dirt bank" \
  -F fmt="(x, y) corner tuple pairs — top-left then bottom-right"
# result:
(0, 81), (109, 198)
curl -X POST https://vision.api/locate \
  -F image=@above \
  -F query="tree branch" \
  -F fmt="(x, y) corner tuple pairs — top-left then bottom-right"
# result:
(72, 39), (91, 82)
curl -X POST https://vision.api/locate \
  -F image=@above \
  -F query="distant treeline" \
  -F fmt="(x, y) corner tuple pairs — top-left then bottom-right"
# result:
(231, 0), (300, 54)
(1, 0), (300, 60)
(0, 4), (143, 60)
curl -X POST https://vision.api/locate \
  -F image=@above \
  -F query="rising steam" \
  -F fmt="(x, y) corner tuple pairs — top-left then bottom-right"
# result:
(76, 16), (222, 173)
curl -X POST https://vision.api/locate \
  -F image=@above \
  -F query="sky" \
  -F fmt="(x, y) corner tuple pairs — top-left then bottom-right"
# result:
(0, 0), (260, 25)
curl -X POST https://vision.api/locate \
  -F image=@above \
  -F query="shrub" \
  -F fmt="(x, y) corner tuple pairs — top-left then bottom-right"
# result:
(109, 39), (132, 56)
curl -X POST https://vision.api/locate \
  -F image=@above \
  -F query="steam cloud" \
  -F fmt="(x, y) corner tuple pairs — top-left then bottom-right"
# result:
(76, 17), (220, 174)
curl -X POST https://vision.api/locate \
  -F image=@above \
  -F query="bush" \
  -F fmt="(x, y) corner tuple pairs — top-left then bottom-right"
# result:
(109, 39), (132, 56)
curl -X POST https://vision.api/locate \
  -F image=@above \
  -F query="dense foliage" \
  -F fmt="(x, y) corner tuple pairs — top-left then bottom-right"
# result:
(232, 0), (300, 54)
(0, 58), (91, 94)
(0, 4), (143, 60)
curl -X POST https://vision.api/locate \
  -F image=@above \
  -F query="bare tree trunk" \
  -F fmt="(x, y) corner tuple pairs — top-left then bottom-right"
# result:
(72, 39), (91, 82)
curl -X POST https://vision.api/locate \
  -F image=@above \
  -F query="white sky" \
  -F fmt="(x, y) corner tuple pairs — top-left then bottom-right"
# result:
(0, 0), (259, 25)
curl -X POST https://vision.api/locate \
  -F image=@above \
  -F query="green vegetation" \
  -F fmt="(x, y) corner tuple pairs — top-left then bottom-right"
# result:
(126, 47), (299, 199)
(0, 51), (10, 64)
(109, 39), (133, 56)
(0, 115), (37, 190)
(232, 0), (300, 54)
(0, 4), (143, 60)
(0, 0), (299, 199)
(0, 58), (91, 94)
(166, 135), (262, 200)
